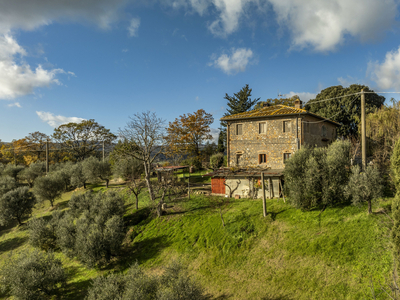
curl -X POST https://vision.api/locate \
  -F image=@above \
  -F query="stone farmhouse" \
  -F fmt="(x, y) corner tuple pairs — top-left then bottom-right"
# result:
(206, 99), (340, 199)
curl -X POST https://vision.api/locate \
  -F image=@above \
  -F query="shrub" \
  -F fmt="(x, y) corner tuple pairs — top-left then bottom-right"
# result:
(210, 153), (224, 170)
(392, 138), (400, 191)
(0, 186), (36, 226)
(33, 173), (64, 207)
(0, 249), (66, 300)
(392, 195), (400, 274)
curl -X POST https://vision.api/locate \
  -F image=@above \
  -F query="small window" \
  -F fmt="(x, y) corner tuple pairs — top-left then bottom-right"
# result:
(236, 124), (242, 135)
(283, 153), (292, 162)
(236, 153), (242, 165)
(322, 125), (327, 137)
(283, 121), (291, 133)
(259, 154), (267, 164)
(259, 122), (266, 134)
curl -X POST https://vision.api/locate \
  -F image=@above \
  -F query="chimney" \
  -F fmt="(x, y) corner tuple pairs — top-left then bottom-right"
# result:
(294, 99), (302, 109)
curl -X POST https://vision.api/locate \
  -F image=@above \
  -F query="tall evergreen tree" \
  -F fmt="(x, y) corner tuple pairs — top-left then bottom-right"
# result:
(220, 84), (260, 153)
(223, 84), (260, 117)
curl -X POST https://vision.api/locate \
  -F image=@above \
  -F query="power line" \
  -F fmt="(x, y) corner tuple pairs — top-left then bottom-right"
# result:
(302, 95), (360, 124)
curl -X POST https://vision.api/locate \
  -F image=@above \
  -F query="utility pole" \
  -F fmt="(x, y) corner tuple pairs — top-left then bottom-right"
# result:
(46, 140), (49, 174)
(102, 141), (105, 162)
(261, 173), (267, 217)
(361, 89), (366, 170)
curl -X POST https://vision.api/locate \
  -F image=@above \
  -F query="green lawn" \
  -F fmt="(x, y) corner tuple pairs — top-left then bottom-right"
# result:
(0, 183), (394, 299)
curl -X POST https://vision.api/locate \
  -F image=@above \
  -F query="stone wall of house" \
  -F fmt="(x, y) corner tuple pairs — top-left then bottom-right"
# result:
(301, 115), (337, 147)
(227, 116), (300, 169)
(227, 115), (338, 169)
(225, 176), (281, 199)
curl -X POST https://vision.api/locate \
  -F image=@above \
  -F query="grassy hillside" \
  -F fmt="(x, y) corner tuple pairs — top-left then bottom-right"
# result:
(0, 184), (394, 299)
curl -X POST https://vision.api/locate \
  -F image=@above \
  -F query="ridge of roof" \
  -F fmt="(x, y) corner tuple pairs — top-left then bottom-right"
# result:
(220, 104), (340, 126)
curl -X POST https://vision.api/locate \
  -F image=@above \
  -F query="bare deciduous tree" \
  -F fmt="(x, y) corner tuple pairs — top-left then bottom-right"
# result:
(117, 111), (165, 202)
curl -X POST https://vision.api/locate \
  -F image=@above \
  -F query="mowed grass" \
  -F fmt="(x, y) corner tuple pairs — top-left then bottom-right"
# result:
(0, 182), (394, 300)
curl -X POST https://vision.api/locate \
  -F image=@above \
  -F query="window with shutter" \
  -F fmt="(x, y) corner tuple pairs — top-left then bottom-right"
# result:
(283, 121), (291, 133)
(259, 122), (266, 134)
(236, 124), (242, 135)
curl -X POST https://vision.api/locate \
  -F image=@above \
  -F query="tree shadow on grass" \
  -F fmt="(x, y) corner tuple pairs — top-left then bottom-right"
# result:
(123, 207), (152, 227)
(0, 236), (28, 254)
(261, 296), (292, 300)
(268, 209), (288, 221)
(109, 235), (172, 273)
(61, 266), (93, 300)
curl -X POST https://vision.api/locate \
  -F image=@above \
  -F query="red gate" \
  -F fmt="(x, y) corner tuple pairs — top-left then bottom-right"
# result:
(211, 178), (225, 194)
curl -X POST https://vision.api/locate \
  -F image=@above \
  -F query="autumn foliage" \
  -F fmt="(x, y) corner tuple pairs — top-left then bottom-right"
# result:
(165, 109), (214, 160)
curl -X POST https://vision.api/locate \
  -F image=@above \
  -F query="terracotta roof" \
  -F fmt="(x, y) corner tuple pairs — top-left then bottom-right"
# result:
(220, 104), (340, 126)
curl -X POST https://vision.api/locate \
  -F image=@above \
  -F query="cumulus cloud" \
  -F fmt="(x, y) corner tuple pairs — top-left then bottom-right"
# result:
(284, 91), (317, 102)
(210, 127), (220, 143)
(128, 18), (140, 37)
(268, 0), (398, 52)
(209, 47), (254, 75)
(7, 102), (21, 108)
(36, 111), (85, 127)
(0, 34), (67, 100)
(0, 0), (127, 34)
(368, 46), (400, 91)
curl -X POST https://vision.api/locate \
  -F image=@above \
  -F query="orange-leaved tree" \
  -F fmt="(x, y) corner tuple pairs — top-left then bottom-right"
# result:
(165, 109), (214, 159)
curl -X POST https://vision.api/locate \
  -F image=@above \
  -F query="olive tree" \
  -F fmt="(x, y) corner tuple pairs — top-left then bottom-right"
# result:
(345, 165), (383, 214)
(0, 175), (16, 196)
(83, 156), (112, 188)
(70, 161), (88, 189)
(33, 173), (64, 207)
(3, 164), (25, 181)
(0, 187), (36, 225)
(0, 249), (66, 300)
(18, 162), (46, 188)
(284, 140), (351, 210)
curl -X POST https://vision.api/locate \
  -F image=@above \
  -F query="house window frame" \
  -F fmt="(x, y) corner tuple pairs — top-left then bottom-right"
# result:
(283, 152), (292, 162)
(258, 153), (267, 164)
(236, 123), (243, 135)
(283, 120), (292, 133)
(236, 152), (243, 165)
(259, 122), (266, 134)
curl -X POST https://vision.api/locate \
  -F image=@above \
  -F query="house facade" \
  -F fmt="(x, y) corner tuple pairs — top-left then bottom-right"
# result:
(211, 100), (340, 198)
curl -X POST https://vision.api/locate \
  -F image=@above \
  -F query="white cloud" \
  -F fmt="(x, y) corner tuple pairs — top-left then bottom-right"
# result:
(208, 0), (256, 37)
(36, 111), (85, 128)
(0, 34), (66, 100)
(209, 47), (254, 75)
(122, 48), (128, 52)
(210, 127), (220, 144)
(268, 0), (398, 52)
(284, 91), (317, 102)
(368, 46), (400, 91)
(128, 18), (140, 37)
(0, 0), (127, 34)
(7, 102), (21, 108)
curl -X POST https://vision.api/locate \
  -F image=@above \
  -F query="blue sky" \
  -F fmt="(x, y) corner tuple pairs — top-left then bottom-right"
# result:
(1, 0), (400, 142)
